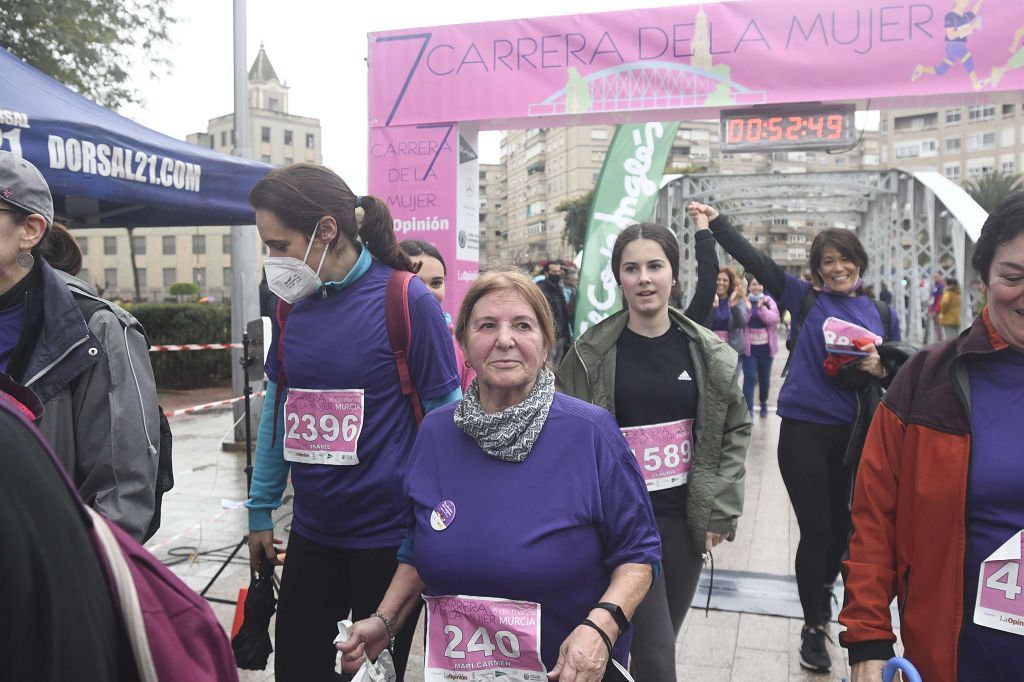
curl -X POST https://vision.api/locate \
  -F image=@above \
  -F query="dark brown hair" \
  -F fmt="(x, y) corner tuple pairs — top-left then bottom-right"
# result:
(717, 267), (740, 296)
(249, 163), (413, 272)
(972, 191), (1024, 284)
(610, 223), (680, 285)
(37, 223), (83, 275)
(808, 228), (868, 288)
(454, 268), (555, 353)
(399, 239), (446, 275)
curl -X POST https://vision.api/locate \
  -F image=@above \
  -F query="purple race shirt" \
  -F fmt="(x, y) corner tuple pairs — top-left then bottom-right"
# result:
(405, 393), (661, 668)
(265, 261), (460, 549)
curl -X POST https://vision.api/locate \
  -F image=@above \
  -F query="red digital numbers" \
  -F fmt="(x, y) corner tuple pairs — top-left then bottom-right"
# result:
(826, 114), (843, 140)
(728, 119), (744, 144)
(806, 116), (824, 138)
(746, 117), (764, 141)
(723, 108), (850, 148)
(785, 117), (801, 141)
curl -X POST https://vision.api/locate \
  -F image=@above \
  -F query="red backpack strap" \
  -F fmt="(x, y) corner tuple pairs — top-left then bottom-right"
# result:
(386, 270), (424, 427)
(271, 299), (294, 444)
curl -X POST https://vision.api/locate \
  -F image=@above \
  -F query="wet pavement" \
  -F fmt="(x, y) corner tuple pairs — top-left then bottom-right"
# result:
(147, 345), (901, 681)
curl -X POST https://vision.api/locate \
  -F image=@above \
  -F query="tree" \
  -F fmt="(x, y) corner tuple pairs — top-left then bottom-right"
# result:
(556, 190), (594, 255)
(0, 0), (176, 108)
(169, 281), (200, 302)
(962, 170), (1024, 213)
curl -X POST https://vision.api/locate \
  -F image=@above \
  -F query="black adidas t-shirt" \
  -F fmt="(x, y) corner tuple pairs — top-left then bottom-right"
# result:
(615, 325), (699, 517)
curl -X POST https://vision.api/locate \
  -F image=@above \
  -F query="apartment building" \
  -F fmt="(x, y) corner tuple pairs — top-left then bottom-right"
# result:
(74, 47), (322, 301)
(478, 163), (507, 267)
(879, 93), (1024, 181)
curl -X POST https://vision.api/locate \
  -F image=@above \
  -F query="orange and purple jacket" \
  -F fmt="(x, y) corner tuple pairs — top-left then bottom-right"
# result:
(840, 308), (1011, 681)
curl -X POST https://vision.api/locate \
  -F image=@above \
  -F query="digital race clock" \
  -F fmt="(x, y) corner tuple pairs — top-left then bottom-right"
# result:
(720, 103), (858, 153)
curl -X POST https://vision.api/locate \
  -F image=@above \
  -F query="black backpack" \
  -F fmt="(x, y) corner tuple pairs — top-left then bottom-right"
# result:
(71, 289), (173, 543)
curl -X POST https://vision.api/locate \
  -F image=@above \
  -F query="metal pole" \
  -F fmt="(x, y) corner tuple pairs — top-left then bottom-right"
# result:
(230, 0), (260, 446)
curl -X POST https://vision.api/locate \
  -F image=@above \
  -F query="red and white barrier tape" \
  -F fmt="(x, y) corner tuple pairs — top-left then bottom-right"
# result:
(164, 390), (266, 418)
(150, 343), (242, 352)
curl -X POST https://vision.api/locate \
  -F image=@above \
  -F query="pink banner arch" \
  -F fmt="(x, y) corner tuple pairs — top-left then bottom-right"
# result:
(367, 0), (1022, 315)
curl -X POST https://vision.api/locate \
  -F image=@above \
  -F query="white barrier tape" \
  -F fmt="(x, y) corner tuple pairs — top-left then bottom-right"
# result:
(164, 390), (266, 418)
(150, 343), (243, 352)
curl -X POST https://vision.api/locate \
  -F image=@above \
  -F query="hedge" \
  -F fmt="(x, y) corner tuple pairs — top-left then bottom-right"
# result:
(126, 303), (232, 389)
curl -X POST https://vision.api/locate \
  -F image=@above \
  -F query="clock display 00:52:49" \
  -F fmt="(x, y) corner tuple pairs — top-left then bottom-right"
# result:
(725, 114), (846, 144)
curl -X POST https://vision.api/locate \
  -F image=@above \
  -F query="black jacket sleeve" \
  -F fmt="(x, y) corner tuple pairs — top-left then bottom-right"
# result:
(683, 229), (718, 322)
(708, 215), (788, 299)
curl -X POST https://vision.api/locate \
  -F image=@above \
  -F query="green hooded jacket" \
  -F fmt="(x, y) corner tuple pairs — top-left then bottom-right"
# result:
(555, 307), (750, 555)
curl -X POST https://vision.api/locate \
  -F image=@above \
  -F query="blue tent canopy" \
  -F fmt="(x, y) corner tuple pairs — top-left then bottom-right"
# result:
(0, 46), (273, 227)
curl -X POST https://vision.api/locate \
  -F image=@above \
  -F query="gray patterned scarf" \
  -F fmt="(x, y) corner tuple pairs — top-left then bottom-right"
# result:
(454, 369), (555, 463)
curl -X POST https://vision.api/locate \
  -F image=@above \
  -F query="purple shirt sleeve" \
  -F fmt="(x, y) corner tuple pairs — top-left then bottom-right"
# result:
(406, 278), (461, 400)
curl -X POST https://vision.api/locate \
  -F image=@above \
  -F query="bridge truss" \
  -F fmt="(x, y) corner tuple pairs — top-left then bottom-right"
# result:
(654, 171), (986, 344)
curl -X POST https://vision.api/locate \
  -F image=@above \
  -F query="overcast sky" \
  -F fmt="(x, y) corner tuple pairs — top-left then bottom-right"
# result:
(121, 0), (707, 192)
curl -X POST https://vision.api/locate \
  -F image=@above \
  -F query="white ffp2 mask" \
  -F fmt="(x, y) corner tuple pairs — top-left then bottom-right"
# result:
(263, 220), (330, 304)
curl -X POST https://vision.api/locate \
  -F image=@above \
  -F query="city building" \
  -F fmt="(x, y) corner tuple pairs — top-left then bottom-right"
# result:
(879, 93), (1024, 182)
(485, 120), (881, 269)
(74, 46), (322, 302)
(478, 163), (507, 267)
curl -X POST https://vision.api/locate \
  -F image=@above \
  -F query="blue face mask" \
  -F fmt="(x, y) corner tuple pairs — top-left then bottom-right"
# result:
(748, 292), (764, 302)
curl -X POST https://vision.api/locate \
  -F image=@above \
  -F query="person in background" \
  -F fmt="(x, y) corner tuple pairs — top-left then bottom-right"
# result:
(339, 269), (661, 681)
(537, 260), (572, 363)
(259, 273), (276, 319)
(692, 200), (900, 673)
(399, 239), (474, 392)
(841, 191), (1024, 681)
(246, 163), (461, 681)
(742, 276), (781, 418)
(564, 269), (579, 322)
(705, 267), (749, 369)
(0, 151), (159, 542)
(878, 282), (894, 305)
(940, 276), (962, 340)
(927, 271), (945, 342)
(558, 220), (748, 681)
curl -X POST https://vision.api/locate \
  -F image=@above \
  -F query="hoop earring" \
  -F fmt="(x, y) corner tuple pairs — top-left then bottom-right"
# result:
(464, 360), (472, 369)
(16, 252), (34, 269)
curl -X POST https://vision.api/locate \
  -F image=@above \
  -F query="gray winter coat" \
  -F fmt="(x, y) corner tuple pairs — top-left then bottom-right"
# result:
(555, 307), (750, 555)
(25, 264), (159, 541)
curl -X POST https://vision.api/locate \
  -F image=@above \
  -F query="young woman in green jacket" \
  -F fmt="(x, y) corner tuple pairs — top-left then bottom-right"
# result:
(556, 221), (750, 681)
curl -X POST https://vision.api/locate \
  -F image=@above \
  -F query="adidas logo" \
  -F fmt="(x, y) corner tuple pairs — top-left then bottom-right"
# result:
(678, 371), (692, 381)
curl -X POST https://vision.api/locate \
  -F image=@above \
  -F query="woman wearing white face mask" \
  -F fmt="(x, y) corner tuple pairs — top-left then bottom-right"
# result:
(245, 163), (462, 682)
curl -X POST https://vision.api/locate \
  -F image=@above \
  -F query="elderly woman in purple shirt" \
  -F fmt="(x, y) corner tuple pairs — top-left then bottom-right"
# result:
(338, 269), (661, 682)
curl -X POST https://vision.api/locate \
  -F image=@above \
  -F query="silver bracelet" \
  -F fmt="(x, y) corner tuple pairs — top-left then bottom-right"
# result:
(372, 610), (396, 653)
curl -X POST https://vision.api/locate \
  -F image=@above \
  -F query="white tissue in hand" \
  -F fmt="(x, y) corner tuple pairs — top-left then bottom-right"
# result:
(334, 619), (353, 644)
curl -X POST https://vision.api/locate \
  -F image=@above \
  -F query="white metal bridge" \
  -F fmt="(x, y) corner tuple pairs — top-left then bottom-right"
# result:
(654, 171), (988, 345)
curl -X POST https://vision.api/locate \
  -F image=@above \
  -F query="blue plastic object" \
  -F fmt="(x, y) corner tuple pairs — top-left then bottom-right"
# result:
(883, 657), (922, 682)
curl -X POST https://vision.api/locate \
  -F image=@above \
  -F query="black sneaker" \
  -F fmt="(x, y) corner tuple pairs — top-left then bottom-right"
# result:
(799, 625), (832, 672)
(822, 586), (838, 623)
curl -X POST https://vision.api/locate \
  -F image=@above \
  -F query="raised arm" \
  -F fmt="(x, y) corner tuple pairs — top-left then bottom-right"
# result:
(688, 202), (789, 299)
(683, 223), (719, 322)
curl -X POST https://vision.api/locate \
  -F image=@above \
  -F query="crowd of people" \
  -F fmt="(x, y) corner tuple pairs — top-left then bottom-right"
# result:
(3, 150), (1021, 681)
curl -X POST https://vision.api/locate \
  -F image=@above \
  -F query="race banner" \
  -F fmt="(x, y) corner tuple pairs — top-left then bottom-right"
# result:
(574, 121), (679, 337)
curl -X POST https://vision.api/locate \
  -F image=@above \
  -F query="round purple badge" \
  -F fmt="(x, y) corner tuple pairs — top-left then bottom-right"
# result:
(430, 500), (456, 531)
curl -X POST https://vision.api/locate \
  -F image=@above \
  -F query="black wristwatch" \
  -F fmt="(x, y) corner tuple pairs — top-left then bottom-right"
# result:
(594, 602), (630, 634)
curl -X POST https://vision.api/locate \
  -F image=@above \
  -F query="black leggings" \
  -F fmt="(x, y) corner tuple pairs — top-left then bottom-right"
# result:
(628, 512), (704, 681)
(274, 532), (420, 682)
(777, 418), (853, 627)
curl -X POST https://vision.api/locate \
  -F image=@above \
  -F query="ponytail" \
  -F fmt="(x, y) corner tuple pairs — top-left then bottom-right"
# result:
(358, 195), (414, 273)
(36, 222), (83, 275)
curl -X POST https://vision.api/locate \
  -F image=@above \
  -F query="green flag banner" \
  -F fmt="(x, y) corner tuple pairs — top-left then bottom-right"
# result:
(574, 121), (680, 337)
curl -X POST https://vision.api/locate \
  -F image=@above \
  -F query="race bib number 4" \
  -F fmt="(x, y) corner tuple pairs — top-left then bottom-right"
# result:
(974, 529), (1024, 636)
(283, 388), (364, 465)
(621, 419), (694, 491)
(424, 595), (546, 682)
